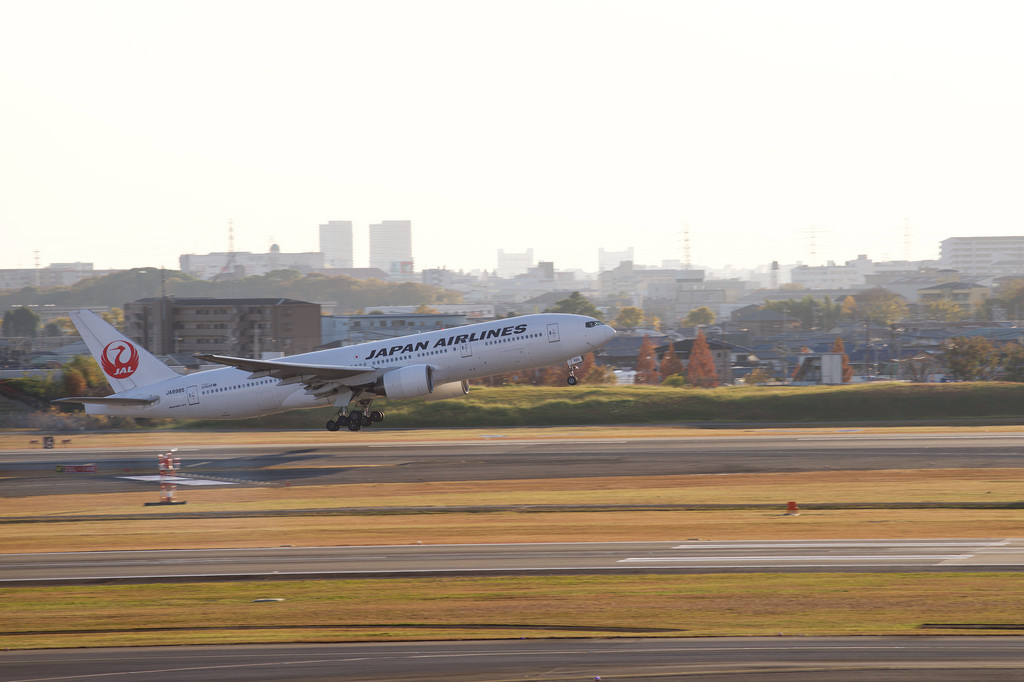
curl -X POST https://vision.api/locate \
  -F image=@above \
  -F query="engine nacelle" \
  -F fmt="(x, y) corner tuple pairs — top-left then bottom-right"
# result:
(424, 380), (470, 401)
(379, 364), (434, 400)
(377, 366), (471, 402)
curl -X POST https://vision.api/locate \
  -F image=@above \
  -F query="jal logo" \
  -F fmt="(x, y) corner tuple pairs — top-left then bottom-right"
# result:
(100, 340), (140, 378)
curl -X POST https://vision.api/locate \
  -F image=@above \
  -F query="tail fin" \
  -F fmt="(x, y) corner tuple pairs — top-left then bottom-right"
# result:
(70, 309), (179, 392)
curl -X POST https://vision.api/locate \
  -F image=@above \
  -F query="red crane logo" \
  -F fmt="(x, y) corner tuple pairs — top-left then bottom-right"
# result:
(100, 340), (140, 378)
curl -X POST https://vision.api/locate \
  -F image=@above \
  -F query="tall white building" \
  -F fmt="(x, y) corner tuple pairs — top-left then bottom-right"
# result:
(318, 221), (354, 268)
(941, 236), (1024, 276)
(496, 248), (534, 278)
(368, 220), (414, 277)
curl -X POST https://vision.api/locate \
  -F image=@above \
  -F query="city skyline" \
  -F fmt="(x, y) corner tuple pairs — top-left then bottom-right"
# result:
(0, 217), (1008, 278)
(3, 2), (1023, 274)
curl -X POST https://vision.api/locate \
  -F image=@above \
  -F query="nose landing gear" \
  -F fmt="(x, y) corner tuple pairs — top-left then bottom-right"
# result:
(566, 355), (583, 385)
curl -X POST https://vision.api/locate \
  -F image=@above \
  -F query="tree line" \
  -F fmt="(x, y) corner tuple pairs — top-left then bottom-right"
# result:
(762, 280), (1024, 329)
(0, 267), (462, 312)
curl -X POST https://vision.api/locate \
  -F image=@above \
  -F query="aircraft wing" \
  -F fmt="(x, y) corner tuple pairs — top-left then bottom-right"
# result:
(53, 396), (159, 406)
(194, 354), (374, 381)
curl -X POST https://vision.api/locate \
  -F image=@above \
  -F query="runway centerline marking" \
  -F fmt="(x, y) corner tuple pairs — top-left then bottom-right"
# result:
(620, 555), (971, 562)
(796, 434), (1024, 441)
(367, 439), (629, 448)
(671, 542), (1003, 549)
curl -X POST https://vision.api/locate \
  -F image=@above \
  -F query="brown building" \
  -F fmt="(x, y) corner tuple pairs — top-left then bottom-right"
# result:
(916, 281), (989, 310)
(124, 298), (321, 358)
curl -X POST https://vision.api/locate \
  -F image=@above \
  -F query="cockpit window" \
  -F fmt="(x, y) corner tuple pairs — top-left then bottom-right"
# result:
(585, 320), (601, 328)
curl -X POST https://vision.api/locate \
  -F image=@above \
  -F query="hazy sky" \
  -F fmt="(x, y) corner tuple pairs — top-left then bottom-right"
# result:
(3, 1), (1023, 274)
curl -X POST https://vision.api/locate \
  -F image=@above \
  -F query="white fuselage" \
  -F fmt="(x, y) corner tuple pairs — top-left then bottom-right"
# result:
(83, 313), (613, 419)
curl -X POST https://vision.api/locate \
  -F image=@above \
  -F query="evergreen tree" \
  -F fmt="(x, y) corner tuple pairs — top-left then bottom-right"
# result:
(761, 296), (843, 330)
(943, 336), (999, 381)
(683, 306), (715, 327)
(613, 306), (644, 329)
(658, 342), (684, 382)
(855, 287), (908, 325)
(545, 291), (602, 319)
(685, 329), (719, 388)
(634, 334), (658, 384)
(1000, 343), (1024, 382)
(2, 307), (40, 337)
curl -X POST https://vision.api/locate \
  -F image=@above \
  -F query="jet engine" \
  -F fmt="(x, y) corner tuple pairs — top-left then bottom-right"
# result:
(376, 365), (470, 401)
(423, 380), (470, 401)
(378, 364), (433, 400)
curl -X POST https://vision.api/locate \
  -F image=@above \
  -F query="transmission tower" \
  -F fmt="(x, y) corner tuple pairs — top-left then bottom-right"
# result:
(213, 220), (236, 281)
(682, 224), (692, 268)
(799, 226), (827, 263)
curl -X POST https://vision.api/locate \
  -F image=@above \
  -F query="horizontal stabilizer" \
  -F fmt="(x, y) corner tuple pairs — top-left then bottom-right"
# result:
(194, 354), (373, 380)
(53, 396), (159, 406)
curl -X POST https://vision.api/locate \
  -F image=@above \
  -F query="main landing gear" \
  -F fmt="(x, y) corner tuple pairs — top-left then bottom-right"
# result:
(326, 402), (385, 432)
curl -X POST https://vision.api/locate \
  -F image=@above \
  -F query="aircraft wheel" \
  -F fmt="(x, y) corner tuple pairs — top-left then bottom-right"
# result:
(347, 419), (362, 431)
(567, 376), (578, 386)
(326, 420), (340, 432)
(369, 410), (385, 422)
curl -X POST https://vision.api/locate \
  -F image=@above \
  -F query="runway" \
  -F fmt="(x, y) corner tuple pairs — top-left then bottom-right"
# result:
(4, 637), (1024, 681)
(4, 539), (1024, 585)
(5, 430), (1024, 495)
(4, 430), (1024, 679)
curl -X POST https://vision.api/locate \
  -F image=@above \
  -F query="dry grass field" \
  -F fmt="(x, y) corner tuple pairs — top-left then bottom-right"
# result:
(4, 468), (1024, 551)
(5, 573), (1024, 649)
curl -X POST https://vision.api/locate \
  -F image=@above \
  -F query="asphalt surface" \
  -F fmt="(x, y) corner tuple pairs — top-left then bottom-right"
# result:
(5, 539), (1024, 584)
(5, 430), (1024, 495)
(5, 637), (1024, 681)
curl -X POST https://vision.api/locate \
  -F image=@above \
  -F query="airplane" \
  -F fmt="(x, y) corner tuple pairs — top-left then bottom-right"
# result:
(55, 309), (616, 431)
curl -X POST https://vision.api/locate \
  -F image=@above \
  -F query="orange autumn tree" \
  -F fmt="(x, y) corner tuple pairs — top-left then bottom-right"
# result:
(533, 352), (605, 385)
(831, 337), (853, 383)
(635, 334), (659, 384)
(685, 329), (719, 388)
(659, 341), (684, 382)
(578, 352), (595, 381)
